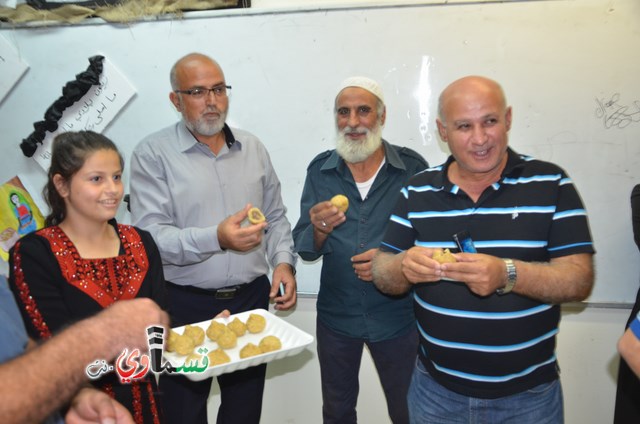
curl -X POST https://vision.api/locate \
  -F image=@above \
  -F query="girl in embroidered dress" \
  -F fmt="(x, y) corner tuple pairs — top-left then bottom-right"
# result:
(9, 131), (167, 424)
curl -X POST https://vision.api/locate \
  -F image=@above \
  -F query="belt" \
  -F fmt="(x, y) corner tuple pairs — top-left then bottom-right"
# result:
(166, 281), (252, 300)
(166, 275), (269, 300)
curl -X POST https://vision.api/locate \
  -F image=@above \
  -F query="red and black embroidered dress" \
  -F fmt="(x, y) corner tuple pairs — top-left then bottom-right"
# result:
(9, 220), (167, 424)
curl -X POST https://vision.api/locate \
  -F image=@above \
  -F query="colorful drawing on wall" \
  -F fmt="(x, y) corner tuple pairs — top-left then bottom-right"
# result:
(0, 176), (45, 261)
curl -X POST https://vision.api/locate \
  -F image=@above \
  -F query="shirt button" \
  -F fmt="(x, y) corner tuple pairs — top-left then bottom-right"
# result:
(359, 243), (365, 248)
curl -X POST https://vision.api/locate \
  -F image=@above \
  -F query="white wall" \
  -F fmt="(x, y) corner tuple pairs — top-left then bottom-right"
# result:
(205, 298), (630, 424)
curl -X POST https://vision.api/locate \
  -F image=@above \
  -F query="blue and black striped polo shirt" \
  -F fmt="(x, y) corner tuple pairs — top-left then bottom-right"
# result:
(380, 148), (595, 399)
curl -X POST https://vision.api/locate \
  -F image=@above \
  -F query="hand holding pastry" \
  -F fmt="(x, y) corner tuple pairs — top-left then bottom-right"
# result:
(309, 197), (347, 234)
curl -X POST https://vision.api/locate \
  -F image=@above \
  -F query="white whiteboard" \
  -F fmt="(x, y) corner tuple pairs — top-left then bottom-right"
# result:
(0, 0), (639, 302)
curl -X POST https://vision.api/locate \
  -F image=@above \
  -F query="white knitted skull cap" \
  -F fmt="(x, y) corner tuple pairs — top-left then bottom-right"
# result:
(336, 76), (385, 104)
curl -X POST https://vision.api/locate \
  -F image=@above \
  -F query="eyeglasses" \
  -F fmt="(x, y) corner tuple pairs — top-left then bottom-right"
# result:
(174, 84), (232, 99)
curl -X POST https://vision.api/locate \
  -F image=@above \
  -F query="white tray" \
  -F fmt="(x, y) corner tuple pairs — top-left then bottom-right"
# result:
(163, 309), (314, 381)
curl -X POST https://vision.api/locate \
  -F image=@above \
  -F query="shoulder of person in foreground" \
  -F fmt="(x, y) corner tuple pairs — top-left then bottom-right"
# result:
(618, 311), (640, 378)
(0, 298), (167, 424)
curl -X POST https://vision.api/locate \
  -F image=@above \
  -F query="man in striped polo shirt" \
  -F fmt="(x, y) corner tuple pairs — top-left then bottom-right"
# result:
(372, 76), (595, 423)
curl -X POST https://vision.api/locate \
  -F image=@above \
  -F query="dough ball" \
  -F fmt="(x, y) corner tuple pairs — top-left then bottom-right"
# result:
(173, 334), (196, 356)
(227, 317), (247, 337)
(165, 329), (180, 352)
(206, 320), (226, 342)
(183, 324), (205, 346)
(207, 348), (231, 367)
(432, 248), (457, 264)
(246, 313), (266, 334)
(259, 335), (282, 353)
(248, 207), (266, 224)
(217, 328), (238, 349)
(330, 194), (349, 213)
(240, 343), (263, 359)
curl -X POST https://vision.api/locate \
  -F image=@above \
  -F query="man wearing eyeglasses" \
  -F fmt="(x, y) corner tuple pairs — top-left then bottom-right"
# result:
(129, 52), (297, 424)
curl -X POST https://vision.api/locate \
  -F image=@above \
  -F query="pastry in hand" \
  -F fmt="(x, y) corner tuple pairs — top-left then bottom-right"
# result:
(330, 194), (349, 213)
(432, 248), (457, 264)
(248, 207), (266, 224)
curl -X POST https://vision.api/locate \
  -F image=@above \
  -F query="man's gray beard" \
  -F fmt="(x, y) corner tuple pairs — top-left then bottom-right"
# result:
(335, 124), (383, 163)
(185, 108), (227, 136)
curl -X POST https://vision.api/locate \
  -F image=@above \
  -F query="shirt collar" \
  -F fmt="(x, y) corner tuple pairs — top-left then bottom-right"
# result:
(177, 122), (239, 153)
(320, 139), (405, 172)
(434, 147), (524, 189)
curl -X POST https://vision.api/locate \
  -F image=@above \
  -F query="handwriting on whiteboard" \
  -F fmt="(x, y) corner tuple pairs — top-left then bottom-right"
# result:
(33, 57), (136, 171)
(595, 93), (640, 129)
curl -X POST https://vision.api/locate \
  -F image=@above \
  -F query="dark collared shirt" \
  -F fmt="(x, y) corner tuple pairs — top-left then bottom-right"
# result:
(293, 140), (428, 341)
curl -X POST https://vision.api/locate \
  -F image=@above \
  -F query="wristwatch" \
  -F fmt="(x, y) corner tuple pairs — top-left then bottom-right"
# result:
(496, 258), (517, 295)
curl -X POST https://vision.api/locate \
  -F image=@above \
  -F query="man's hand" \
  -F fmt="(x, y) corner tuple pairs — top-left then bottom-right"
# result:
(218, 204), (267, 252)
(401, 246), (446, 284)
(402, 249), (509, 296)
(440, 253), (505, 296)
(352, 249), (377, 282)
(99, 298), (169, 357)
(271, 263), (297, 311)
(65, 387), (134, 424)
(310, 201), (346, 234)
(309, 200), (346, 250)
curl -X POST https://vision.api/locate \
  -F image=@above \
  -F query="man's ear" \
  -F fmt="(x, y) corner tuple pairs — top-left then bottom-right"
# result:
(380, 106), (387, 127)
(436, 119), (448, 142)
(170, 92), (182, 112)
(53, 174), (69, 198)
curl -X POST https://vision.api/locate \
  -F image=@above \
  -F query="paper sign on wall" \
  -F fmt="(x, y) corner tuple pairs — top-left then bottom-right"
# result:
(0, 35), (29, 104)
(0, 176), (45, 261)
(32, 57), (136, 171)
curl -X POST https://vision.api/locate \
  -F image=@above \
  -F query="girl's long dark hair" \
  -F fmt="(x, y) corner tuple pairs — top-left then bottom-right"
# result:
(44, 131), (124, 227)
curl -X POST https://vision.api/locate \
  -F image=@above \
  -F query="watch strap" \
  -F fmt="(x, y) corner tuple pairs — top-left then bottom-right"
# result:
(497, 258), (517, 295)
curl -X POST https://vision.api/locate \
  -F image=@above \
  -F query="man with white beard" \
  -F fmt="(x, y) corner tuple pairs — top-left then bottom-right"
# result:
(293, 76), (428, 424)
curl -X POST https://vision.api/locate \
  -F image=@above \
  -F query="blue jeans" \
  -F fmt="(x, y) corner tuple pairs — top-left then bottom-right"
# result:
(408, 359), (564, 424)
(316, 318), (418, 424)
